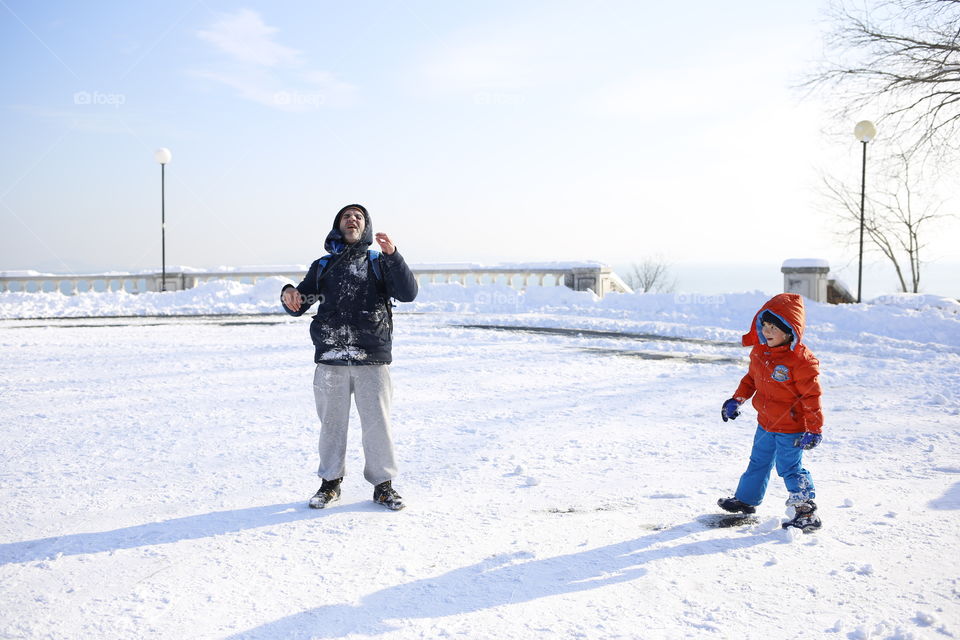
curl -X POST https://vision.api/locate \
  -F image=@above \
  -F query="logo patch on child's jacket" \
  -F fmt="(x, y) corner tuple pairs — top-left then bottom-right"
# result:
(771, 365), (791, 382)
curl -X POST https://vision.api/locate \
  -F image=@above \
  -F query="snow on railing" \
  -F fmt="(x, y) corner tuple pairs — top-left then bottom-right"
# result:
(0, 263), (634, 298)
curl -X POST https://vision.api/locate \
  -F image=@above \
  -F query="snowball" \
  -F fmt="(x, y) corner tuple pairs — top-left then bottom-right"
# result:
(915, 611), (936, 626)
(757, 517), (782, 533)
(524, 476), (540, 487)
(842, 498), (855, 508)
(849, 625), (870, 640)
(776, 525), (802, 543)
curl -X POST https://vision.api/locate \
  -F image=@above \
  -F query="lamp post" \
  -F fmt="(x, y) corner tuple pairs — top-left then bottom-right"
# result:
(853, 121), (876, 303)
(154, 148), (172, 291)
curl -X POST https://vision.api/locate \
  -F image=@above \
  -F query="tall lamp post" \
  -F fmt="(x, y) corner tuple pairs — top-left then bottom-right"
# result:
(853, 121), (876, 303)
(154, 148), (172, 291)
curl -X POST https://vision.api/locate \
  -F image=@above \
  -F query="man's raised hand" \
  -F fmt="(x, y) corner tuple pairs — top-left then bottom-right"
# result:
(375, 232), (396, 255)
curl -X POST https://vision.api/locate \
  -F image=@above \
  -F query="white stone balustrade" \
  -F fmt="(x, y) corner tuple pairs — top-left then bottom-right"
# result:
(0, 263), (633, 298)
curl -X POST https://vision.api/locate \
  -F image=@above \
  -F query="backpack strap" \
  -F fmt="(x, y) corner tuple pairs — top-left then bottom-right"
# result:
(366, 249), (392, 322)
(367, 249), (383, 282)
(314, 253), (333, 290)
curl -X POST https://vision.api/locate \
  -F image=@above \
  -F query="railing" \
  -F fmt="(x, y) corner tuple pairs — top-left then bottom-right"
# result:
(409, 265), (633, 297)
(0, 264), (633, 298)
(0, 270), (304, 295)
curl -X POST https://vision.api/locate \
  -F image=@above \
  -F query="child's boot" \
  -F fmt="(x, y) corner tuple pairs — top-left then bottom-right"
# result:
(782, 498), (821, 532)
(717, 497), (756, 514)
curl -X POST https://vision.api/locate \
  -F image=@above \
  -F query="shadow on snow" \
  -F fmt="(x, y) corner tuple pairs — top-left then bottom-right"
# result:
(929, 480), (960, 510)
(0, 501), (376, 566)
(228, 520), (783, 639)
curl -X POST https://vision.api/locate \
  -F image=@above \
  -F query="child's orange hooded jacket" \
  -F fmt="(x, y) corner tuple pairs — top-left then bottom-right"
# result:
(733, 293), (823, 434)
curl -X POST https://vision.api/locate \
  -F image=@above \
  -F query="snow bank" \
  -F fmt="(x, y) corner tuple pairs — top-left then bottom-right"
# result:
(406, 285), (960, 349)
(0, 277), (294, 319)
(1, 280), (958, 349)
(867, 293), (960, 312)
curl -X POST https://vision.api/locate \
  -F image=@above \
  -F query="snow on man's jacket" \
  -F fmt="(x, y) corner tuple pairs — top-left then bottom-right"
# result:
(281, 206), (418, 365)
(733, 293), (824, 434)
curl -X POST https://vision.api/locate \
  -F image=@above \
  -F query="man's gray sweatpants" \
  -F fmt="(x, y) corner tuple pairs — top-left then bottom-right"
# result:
(313, 363), (397, 485)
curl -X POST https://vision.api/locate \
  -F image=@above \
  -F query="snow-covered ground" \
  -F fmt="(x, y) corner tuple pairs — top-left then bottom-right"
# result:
(1, 283), (959, 639)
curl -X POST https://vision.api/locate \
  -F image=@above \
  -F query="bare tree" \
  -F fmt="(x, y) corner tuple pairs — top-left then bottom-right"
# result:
(811, 0), (960, 155)
(822, 151), (949, 292)
(626, 259), (677, 294)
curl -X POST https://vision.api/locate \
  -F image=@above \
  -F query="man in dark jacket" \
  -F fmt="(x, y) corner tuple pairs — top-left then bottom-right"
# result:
(281, 204), (418, 510)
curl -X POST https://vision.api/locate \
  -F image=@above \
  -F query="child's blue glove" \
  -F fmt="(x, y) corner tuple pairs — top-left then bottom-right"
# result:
(794, 432), (822, 449)
(721, 398), (741, 422)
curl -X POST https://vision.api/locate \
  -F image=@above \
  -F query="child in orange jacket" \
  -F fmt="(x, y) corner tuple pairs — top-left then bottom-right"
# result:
(718, 293), (824, 532)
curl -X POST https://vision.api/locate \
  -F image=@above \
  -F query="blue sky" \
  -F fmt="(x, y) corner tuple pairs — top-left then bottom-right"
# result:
(1, 1), (956, 294)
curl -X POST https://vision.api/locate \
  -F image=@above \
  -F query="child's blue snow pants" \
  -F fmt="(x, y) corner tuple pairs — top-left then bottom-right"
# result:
(734, 425), (815, 506)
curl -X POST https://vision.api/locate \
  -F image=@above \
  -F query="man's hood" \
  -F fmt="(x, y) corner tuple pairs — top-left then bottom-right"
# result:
(325, 204), (373, 254)
(742, 293), (806, 350)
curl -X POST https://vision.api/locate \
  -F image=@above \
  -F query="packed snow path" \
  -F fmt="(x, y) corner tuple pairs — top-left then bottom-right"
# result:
(1, 313), (958, 639)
